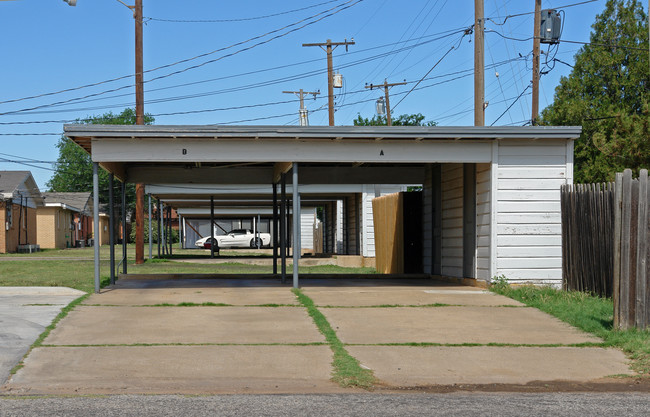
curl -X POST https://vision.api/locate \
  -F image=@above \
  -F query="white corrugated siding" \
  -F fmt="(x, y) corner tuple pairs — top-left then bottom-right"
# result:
(362, 185), (408, 257)
(441, 163), (464, 277)
(495, 139), (569, 285)
(301, 207), (316, 249)
(475, 163), (491, 280)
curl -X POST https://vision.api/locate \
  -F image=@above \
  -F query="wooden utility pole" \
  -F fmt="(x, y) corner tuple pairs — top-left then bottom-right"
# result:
(282, 89), (320, 126)
(474, 0), (485, 126)
(532, 0), (542, 125)
(302, 39), (355, 126)
(134, 0), (145, 264)
(365, 80), (407, 126)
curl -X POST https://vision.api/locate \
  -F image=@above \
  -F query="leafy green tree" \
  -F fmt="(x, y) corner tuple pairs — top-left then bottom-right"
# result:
(48, 109), (154, 240)
(353, 113), (437, 126)
(129, 218), (178, 244)
(540, 0), (649, 182)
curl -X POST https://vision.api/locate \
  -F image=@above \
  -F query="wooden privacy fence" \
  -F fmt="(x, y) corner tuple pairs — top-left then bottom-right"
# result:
(561, 182), (615, 297)
(614, 169), (650, 330)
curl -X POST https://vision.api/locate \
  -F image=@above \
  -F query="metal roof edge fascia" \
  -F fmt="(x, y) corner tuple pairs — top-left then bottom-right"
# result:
(63, 125), (582, 140)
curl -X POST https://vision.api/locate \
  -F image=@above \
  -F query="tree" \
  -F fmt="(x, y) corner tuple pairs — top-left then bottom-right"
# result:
(48, 109), (154, 236)
(540, 0), (649, 183)
(353, 113), (437, 126)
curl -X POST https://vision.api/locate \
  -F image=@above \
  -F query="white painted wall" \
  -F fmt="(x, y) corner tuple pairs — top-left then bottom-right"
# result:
(301, 207), (316, 249)
(476, 163), (491, 281)
(494, 139), (571, 285)
(362, 185), (409, 257)
(336, 200), (344, 254)
(441, 164), (464, 277)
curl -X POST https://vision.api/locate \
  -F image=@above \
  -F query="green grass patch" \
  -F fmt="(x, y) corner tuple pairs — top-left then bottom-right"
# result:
(10, 294), (90, 375)
(345, 342), (606, 348)
(40, 342), (327, 347)
(490, 284), (650, 376)
(147, 302), (232, 307)
(292, 288), (376, 389)
(0, 251), (375, 292)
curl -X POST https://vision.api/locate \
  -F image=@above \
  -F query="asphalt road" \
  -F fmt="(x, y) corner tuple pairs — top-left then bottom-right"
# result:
(1, 393), (649, 416)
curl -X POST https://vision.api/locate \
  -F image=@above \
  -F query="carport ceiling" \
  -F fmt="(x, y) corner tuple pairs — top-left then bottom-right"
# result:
(64, 125), (582, 183)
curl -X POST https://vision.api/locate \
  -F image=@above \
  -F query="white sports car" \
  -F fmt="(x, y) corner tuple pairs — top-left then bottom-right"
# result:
(195, 229), (271, 249)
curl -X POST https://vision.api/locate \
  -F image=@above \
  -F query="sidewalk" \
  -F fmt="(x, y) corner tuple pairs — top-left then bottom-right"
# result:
(2, 277), (632, 395)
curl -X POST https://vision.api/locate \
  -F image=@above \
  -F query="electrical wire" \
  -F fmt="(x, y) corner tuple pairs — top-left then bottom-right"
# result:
(485, 0), (599, 25)
(5, 30), (470, 118)
(391, 28), (471, 111)
(487, 31), (649, 52)
(0, 0), (361, 110)
(490, 83), (532, 126)
(0, 56), (527, 126)
(144, 0), (343, 23)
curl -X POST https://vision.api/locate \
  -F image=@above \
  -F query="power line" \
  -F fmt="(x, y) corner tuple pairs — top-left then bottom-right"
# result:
(0, 0), (361, 110)
(4, 29), (470, 118)
(144, 0), (342, 23)
(392, 28), (471, 111)
(487, 31), (649, 52)
(0, 56), (527, 126)
(485, 0), (599, 25)
(490, 83), (532, 126)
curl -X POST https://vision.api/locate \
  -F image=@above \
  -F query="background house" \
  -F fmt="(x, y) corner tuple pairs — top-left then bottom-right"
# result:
(37, 192), (100, 249)
(0, 171), (43, 253)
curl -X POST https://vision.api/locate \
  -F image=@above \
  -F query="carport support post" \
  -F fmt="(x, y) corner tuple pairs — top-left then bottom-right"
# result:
(148, 194), (152, 260)
(109, 174), (115, 285)
(280, 174), (287, 283)
(210, 196), (215, 258)
(292, 163), (300, 288)
(157, 198), (161, 258)
(92, 162), (100, 293)
(272, 182), (278, 275)
(121, 180), (127, 275)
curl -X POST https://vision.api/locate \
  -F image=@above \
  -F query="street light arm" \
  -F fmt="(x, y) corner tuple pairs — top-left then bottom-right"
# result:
(64, 0), (135, 12)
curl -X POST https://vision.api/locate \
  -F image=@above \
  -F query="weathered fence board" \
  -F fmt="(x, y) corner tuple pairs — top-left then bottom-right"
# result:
(561, 183), (614, 297)
(614, 169), (650, 330)
(563, 168), (650, 329)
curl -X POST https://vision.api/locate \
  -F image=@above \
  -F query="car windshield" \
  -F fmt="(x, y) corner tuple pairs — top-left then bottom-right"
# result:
(229, 229), (248, 235)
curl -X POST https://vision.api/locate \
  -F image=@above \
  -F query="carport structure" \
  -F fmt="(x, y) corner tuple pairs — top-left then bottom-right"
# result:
(63, 124), (580, 293)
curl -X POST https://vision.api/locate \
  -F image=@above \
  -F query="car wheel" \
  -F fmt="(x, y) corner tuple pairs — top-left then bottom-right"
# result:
(250, 238), (261, 248)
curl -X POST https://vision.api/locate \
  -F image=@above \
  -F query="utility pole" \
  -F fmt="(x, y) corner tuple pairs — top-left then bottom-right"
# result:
(134, 0), (145, 265)
(474, 0), (485, 126)
(302, 39), (355, 126)
(365, 79), (406, 126)
(282, 89), (320, 126)
(532, 0), (542, 125)
(63, 0), (146, 264)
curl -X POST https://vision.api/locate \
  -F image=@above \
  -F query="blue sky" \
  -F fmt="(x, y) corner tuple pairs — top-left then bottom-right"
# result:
(0, 0), (645, 189)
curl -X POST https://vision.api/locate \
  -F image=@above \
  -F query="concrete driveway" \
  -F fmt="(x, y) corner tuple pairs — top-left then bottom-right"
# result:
(2, 277), (632, 395)
(0, 287), (85, 385)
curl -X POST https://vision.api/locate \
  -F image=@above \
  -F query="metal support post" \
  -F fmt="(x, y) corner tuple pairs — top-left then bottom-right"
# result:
(210, 196), (215, 258)
(292, 163), (300, 288)
(280, 174), (287, 283)
(121, 180), (127, 275)
(273, 182), (278, 275)
(109, 174), (115, 285)
(148, 193), (152, 260)
(93, 163), (100, 293)
(157, 198), (161, 258)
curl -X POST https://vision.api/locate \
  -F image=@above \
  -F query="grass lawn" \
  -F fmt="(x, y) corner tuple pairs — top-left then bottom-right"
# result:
(490, 283), (650, 376)
(0, 245), (375, 293)
(0, 244), (258, 259)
